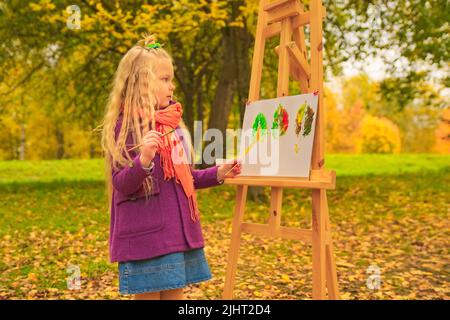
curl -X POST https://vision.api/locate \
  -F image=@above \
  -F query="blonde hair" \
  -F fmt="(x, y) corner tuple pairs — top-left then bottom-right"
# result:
(101, 45), (192, 207)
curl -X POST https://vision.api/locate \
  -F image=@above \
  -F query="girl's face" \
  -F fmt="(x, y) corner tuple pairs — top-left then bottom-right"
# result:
(154, 58), (175, 109)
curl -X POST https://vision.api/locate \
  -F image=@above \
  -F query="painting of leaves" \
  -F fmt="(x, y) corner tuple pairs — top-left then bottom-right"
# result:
(271, 103), (289, 137)
(295, 103), (307, 136)
(239, 93), (318, 178)
(240, 112), (269, 157)
(252, 112), (268, 139)
(303, 106), (315, 137)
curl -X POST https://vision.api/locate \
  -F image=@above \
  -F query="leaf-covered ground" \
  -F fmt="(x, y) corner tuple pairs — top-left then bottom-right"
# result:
(0, 155), (448, 299)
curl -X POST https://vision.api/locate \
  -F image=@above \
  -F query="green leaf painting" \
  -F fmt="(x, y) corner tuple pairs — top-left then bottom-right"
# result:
(252, 112), (268, 139)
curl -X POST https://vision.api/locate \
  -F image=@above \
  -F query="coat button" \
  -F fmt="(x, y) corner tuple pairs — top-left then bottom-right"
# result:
(128, 162), (134, 168)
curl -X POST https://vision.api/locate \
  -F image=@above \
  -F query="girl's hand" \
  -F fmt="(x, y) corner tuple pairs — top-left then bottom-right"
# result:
(139, 130), (163, 167)
(217, 159), (242, 182)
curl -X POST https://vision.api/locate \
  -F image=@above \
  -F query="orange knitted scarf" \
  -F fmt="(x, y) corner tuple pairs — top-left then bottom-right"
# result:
(154, 102), (200, 222)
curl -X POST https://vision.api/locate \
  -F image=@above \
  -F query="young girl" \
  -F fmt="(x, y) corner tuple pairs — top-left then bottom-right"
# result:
(101, 35), (241, 300)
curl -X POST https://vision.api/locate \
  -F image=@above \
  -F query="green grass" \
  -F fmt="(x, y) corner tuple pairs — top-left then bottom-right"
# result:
(0, 154), (448, 185)
(0, 181), (108, 234)
(0, 154), (448, 231)
(327, 154), (449, 177)
(0, 159), (106, 185)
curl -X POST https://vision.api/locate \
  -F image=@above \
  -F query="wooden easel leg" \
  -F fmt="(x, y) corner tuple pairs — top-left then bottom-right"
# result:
(222, 185), (248, 299)
(312, 188), (327, 299)
(268, 187), (283, 234)
(325, 241), (339, 299)
(324, 195), (340, 299)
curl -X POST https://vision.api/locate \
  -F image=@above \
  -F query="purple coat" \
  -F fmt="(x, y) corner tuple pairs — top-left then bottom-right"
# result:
(109, 116), (222, 263)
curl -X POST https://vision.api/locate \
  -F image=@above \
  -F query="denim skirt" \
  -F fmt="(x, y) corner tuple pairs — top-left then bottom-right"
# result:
(118, 248), (212, 294)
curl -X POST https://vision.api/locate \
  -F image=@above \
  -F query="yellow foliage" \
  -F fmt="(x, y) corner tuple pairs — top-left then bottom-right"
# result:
(280, 274), (291, 282)
(356, 115), (402, 154)
(325, 87), (365, 153)
(0, 115), (21, 160)
(325, 87), (347, 153)
(434, 108), (450, 154)
(29, 0), (55, 12)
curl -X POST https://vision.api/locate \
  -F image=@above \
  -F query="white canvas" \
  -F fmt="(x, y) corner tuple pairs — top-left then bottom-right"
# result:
(238, 93), (318, 178)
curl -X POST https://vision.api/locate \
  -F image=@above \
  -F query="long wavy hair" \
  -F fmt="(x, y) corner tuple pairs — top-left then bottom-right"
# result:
(101, 45), (192, 208)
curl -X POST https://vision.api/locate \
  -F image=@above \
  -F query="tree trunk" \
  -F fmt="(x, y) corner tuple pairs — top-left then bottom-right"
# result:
(89, 141), (96, 159)
(18, 95), (26, 160)
(55, 126), (64, 159)
(207, 27), (236, 162)
(183, 92), (195, 136)
(19, 121), (25, 160)
(233, 26), (253, 128)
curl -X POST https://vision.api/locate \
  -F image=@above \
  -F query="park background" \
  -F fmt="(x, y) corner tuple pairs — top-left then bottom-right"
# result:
(0, 0), (448, 299)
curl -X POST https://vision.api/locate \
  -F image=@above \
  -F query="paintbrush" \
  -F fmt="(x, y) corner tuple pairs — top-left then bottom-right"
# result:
(127, 129), (175, 152)
(221, 125), (262, 178)
(222, 160), (242, 178)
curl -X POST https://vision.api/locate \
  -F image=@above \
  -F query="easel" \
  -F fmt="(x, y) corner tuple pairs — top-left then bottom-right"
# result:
(222, 0), (339, 299)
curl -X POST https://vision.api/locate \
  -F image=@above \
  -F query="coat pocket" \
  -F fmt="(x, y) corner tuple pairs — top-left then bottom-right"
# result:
(115, 177), (160, 206)
(114, 177), (164, 238)
(116, 195), (164, 238)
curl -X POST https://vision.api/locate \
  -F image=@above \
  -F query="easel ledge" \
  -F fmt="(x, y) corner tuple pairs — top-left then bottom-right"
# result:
(224, 169), (336, 189)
